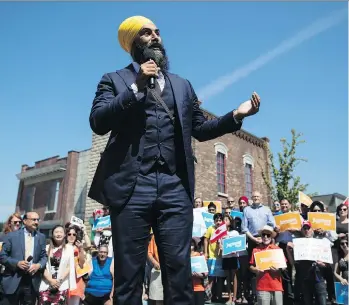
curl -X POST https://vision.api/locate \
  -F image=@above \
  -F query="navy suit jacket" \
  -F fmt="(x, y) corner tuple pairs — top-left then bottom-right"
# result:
(0, 229), (47, 294)
(88, 64), (242, 209)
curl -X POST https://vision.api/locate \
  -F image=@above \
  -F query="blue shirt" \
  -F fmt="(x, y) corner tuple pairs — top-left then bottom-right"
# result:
(241, 204), (276, 236)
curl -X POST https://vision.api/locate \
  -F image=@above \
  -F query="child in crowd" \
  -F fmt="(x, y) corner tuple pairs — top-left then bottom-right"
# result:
(220, 214), (239, 305)
(191, 237), (207, 305)
(204, 213), (224, 302)
(250, 225), (286, 305)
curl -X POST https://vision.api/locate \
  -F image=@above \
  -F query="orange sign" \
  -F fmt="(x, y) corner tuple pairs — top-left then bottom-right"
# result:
(274, 212), (302, 232)
(203, 201), (222, 213)
(76, 262), (92, 278)
(254, 249), (287, 271)
(299, 191), (312, 207)
(308, 212), (336, 231)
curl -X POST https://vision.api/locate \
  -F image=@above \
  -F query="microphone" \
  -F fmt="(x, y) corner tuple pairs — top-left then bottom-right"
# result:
(142, 48), (158, 89)
(27, 255), (33, 262)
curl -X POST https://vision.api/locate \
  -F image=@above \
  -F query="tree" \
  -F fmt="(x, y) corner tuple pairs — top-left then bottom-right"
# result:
(260, 129), (311, 205)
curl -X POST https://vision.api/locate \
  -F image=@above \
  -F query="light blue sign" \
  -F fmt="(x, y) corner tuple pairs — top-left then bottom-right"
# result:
(92, 216), (111, 231)
(192, 223), (203, 237)
(191, 256), (208, 273)
(207, 258), (225, 277)
(230, 211), (243, 220)
(202, 212), (214, 229)
(222, 235), (246, 256)
(335, 282), (349, 305)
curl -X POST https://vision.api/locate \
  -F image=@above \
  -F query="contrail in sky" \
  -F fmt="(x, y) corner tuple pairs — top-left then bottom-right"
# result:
(197, 8), (347, 102)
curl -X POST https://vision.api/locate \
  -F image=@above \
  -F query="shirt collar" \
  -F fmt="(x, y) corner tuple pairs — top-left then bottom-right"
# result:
(24, 228), (35, 236)
(251, 203), (263, 209)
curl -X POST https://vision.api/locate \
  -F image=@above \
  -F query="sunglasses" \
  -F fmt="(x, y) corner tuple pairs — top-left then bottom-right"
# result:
(12, 221), (22, 225)
(262, 233), (271, 238)
(340, 208), (347, 212)
(303, 226), (311, 230)
(312, 209), (322, 212)
(340, 242), (348, 246)
(67, 233), (76, 237)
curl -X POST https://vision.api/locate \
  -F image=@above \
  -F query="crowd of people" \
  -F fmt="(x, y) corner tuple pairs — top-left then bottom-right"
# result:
(0, 191), (347, 305)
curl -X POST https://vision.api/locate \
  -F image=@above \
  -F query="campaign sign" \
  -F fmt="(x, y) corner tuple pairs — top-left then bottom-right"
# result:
(92, 215), (111, 231)
(202, 212), (214, 229)
(222, 235), (246, 256)
(71, 216), (84, 227)
(335, 282), (348, 305)
(191, 256), (208, 273)
(230, 211), (243, 220)
(207, 258), (225, 277)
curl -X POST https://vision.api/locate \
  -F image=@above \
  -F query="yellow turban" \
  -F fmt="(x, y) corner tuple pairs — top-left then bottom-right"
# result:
(118, 16), (154, 53)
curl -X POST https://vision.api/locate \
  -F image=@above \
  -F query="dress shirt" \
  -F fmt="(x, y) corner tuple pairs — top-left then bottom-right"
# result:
(241, 203), (276, 237)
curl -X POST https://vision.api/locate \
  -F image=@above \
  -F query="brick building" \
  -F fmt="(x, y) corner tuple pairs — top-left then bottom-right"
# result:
(15, 149), (90, 237)
(84, 108), (271, 225)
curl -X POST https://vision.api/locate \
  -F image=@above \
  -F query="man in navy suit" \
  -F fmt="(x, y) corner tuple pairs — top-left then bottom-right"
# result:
(88, 16), (261, 305)
(0, 212), (47, 305)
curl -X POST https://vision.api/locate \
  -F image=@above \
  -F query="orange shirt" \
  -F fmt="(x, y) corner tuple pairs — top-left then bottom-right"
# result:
(250, 244), (285, 292)
(191, 252), (205, 292)
(148, 235), (159, 264)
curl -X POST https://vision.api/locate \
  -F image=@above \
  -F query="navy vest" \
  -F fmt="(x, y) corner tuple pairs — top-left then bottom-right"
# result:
(140, 76), (176, 174)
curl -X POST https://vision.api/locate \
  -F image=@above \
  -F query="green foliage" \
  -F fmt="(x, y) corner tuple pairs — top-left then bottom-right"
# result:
(0, 222), (3, 232)
(260, 129), (310, 205)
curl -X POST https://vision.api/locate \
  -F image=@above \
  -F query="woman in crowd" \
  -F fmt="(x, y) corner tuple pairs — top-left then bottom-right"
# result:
(194, 197), (203, 208)
(0, 212), (22, 241)
(66, 225), (87, 305)
(334, 236), (349, 286)
(39, 225), (76, 305)
(191, 237), (206, 305)
(335, 204), (349, 260)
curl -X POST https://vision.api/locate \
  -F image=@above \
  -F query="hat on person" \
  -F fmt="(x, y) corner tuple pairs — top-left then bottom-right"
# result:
(239, 196), (249, 203)
(258, 225), (276, 238)
(118, 15), (155, 53)
(302, 220), (312, 229)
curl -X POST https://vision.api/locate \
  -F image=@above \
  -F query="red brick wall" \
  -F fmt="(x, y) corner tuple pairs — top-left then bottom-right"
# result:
(193, 131), (271, 205)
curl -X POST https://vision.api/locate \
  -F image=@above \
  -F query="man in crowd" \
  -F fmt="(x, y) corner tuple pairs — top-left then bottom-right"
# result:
(0, 212), (47, 305)
(88, 15), (261, 305)
(242, 191), (276, 302)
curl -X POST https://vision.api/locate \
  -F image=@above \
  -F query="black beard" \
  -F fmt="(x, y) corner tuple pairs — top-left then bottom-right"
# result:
(131, 41), (169, 71)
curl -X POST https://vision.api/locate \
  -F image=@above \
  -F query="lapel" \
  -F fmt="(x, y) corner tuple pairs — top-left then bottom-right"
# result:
(164, 72), (184, 128)
(20, 229), (25, 259)
(115, 64), (137, 88)
(34, 231), (39, 261)
(115, 65), (185, 129)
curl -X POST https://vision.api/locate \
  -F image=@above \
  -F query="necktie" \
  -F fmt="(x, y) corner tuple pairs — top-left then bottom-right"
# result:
(154, 78), (161, 96)
(25, 233), (33, 260)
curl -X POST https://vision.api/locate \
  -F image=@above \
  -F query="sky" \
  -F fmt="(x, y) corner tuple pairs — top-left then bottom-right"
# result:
(0, 2), (347, 221)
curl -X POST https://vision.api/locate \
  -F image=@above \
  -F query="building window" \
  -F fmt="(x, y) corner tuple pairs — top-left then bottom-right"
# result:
(214, 142), (228, 195)
(47, 180), (60, 212)
(21, 185), (36, 212)
(217, 152), (226, 194)
(244, 163), (253, 199)
(243, 153), (254, 199)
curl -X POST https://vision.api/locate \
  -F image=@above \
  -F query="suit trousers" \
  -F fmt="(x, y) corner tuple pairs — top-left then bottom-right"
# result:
(0, 276), (37, 305)
(110, 166), (194, 305)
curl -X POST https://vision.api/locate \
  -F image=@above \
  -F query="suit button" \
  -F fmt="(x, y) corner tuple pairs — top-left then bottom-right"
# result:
(137, 156), (142, 161)
(158, 115), (162, 119)
(154, 156), (158, 160)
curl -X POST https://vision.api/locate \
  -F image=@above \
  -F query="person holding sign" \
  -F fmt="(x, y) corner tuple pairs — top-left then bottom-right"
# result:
(220, 215), (239, 305)
(288, 221), (330, 305)
(249, 225), (286, 305)
(190, 238), (207, 305)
